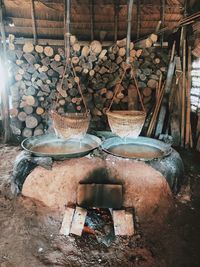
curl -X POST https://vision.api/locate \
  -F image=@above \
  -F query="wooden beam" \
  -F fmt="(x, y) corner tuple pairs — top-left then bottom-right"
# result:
(136, 0), (141, 39)
(14, 37), (114, 47)
(0, 0), (12, 142)
(30, 0), (37, 44)
(126, 0), (134, 63)
(114, 0), (119, 42)
(90, 0), (94, 41)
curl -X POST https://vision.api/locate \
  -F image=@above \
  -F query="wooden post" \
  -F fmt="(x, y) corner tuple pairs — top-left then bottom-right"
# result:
(30, 0), (37, 45)
(114, 0), (119, 42)
(160, 0), (165, 46)
(185, 45), (192, 147)
(180, 0), (188, 56)
(0, 0), (12, 142)
(90, 0), (94, 41)
(136, 0), (141, 39)
(126, 0), (134, 63)
(64, 0), (71, 64)
(181, 39), (186, 147)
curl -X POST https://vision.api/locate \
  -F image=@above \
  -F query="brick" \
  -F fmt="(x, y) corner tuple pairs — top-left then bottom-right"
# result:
(70, 207), (87, 236)
(59, 207), (75, 236)
(113, 210), (135, 236)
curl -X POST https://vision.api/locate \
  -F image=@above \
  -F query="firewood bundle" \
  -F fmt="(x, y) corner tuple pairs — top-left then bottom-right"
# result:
(7, 36), (168, 136)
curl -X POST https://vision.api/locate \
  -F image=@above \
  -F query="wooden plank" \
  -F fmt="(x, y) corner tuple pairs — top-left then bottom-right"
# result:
(155, 60), (175, 137)
(59, 207), (75, 236)
(70, 207), (87, 236)
(113, 210), (134, 236)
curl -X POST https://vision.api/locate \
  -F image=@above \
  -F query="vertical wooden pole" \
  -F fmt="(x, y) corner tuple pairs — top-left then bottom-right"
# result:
(30, 0), (37, 45)
(185, 45), (192, 147)
(180, 0), (187, 56)
(114, 0), (119, 42)
(126, 0), (134, 63)
(160, 0), (165, 46)
(181, 39), (186, 147)
(64, 0), (71, 64)
(90, 0), (94, 41)
(0, 0), (11, 142)
(136, 0), (141, 39)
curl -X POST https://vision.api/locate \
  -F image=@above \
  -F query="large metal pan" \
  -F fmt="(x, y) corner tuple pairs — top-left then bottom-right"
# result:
(21, 133), (101, 160)
(101, 136), (172, 161)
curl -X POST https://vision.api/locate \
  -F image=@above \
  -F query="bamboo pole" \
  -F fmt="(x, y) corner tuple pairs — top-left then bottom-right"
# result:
(181, 39), (186, 147)
(90, 0), (94, 41)
(114, 0), (119, 42)
(0, 0), (12, 142)
(136, 0), (141, 39)
(30, 0), (37, 45)
(185, 45), (192, 147)
(126, 0), (134, 63)
(64, 0), (71, 64)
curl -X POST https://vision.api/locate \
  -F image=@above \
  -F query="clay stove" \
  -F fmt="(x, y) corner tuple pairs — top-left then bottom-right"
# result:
(20, 131), (183, 225)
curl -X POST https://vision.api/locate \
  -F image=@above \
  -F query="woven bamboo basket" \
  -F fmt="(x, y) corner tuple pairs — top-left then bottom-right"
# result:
(51, 110), (90, 139)
(106, 110), (146, 138)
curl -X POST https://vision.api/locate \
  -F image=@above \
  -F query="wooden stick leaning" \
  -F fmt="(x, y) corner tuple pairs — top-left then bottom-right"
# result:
(146, 82), (165, 137)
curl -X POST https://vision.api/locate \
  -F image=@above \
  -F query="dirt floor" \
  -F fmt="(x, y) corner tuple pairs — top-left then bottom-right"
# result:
(0, 143), (200, 267)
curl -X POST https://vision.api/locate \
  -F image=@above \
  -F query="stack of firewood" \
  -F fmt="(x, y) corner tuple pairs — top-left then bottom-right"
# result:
(7, 35), (170, 137)
(135, 47), (168, 111)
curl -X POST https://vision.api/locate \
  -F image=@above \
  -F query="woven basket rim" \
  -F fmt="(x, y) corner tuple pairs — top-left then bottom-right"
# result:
(106, 110), (146, 119)
(51, 110), (90, 118)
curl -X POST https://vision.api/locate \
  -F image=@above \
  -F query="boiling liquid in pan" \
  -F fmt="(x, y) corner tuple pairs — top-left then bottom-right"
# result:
(109, 143), (163, 159)
(31, 141), (92, 154)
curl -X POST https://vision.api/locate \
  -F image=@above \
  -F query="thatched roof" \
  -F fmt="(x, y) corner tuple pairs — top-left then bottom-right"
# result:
(1, 0), (194, 41)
